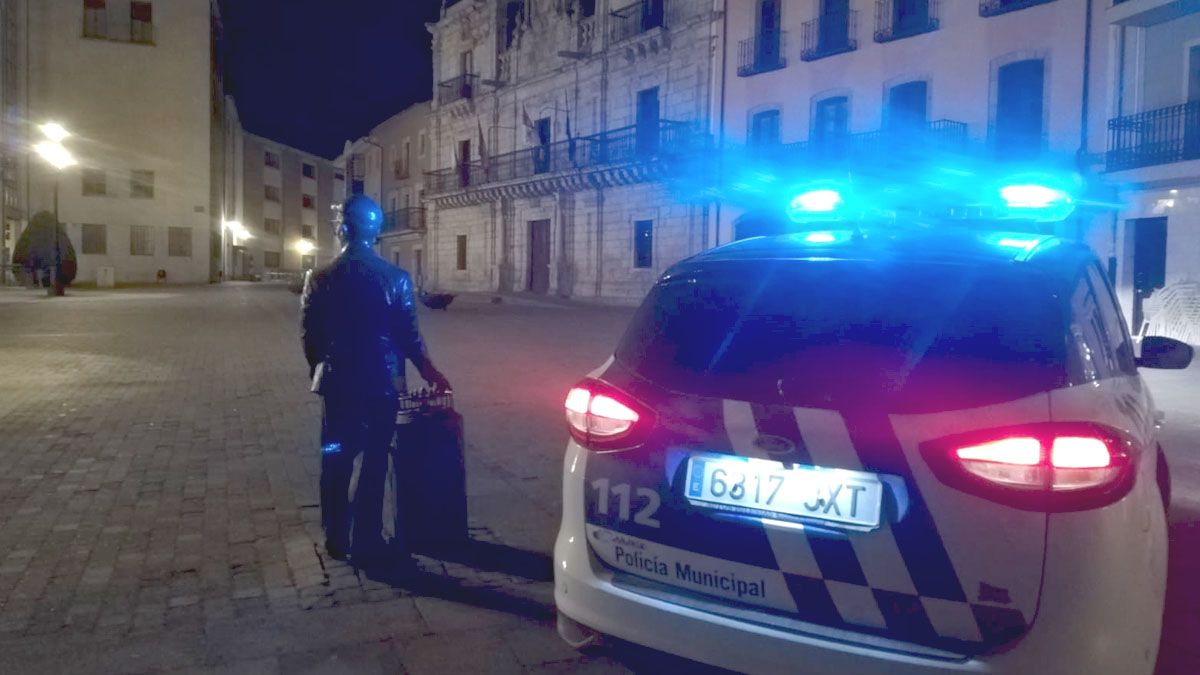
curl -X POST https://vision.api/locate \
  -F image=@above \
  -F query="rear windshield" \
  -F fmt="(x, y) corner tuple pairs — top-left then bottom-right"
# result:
(615, 259), (1067, 411)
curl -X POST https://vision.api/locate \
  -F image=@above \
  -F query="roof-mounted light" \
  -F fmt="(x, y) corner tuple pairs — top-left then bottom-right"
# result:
(996, 179), (1076, 222)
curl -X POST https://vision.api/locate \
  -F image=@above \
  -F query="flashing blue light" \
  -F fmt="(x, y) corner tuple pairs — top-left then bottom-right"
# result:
(790, 189), (843, 213)
(984, 232), (1051, 256)
(805, 231), (838, 243)
(993, 236), (1042, 251)
(1000, 184), (1070, 209)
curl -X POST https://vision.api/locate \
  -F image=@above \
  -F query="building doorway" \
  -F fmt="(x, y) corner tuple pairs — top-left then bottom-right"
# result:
(528, 219), (551, 294)
(1128, 216), (1168, 333)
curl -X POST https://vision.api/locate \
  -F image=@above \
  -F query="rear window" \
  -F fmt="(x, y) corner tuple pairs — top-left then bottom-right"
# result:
(615, 259), (1067, 411)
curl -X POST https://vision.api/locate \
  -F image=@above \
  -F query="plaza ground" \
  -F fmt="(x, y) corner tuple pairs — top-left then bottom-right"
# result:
(0, 283), (1196, 673)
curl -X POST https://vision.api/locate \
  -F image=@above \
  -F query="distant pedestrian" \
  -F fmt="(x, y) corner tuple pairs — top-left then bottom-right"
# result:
(300, 194), (451, 566)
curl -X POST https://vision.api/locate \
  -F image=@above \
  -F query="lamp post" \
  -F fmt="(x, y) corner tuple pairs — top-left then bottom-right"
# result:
(31, 122), (75, 297)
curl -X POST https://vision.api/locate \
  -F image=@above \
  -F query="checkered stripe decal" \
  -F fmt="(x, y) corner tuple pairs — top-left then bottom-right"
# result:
(725, 400), (1028, 650)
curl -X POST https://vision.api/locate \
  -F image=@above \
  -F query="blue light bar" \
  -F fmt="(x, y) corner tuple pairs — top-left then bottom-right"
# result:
(791, 189), (842, 213)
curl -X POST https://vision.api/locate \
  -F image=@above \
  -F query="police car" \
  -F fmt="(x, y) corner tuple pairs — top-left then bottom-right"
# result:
(552, 186), (1193, 673)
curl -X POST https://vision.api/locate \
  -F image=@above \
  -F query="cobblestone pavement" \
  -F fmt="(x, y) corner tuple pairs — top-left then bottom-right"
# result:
(0, 284), (1196, 673)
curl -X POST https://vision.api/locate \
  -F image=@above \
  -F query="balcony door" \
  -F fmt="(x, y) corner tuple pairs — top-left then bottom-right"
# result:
(995, 59), (1044, 159)
(457, 139), (471, 187)
(894, 0), (929, 36)
(636, 87), (661, 155)
(642, 0), (664, 31)
(887, 80), (927, 132)
(819, 0), (849, 53)
(813, 95), (849, 148)
(1187, 45), (1200, 159)
(756, 0), (782, 68)
(528, 219), (551, 294)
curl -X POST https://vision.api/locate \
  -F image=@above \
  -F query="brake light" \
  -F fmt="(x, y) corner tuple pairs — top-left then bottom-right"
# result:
(564, 381), (650, 450)
(923, 424), (1136, 511)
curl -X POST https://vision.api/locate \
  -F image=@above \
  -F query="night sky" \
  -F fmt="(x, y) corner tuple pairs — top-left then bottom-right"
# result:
(219, 0), (443, 160)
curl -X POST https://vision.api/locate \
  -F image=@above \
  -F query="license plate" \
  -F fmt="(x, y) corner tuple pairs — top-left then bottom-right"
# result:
(685, 455), (883, 529)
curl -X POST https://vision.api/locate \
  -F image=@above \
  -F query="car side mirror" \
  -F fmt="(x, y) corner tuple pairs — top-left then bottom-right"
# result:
(1137, 336), (1194, 370)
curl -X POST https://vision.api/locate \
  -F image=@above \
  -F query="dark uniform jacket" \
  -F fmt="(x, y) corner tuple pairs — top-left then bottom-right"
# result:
(300, 244), (430, 398)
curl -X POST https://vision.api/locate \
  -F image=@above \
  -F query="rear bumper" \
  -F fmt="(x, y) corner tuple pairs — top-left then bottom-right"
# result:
(553, 441), (1165, 675)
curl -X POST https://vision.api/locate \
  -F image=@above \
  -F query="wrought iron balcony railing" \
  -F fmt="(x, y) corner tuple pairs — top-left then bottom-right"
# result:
(1107, 102), (1200, 172)
(437, 73), (478, 105)
(769, 119), (968, 163)
(979, 0), (1057, 17)
(382, 207), (426, 235)
(875, 0), (938, 43)
(610, 0), (667, 44)
(801, 10), (858, 62)
(426, 120), (705, 194)
(738, 32), (787, 77)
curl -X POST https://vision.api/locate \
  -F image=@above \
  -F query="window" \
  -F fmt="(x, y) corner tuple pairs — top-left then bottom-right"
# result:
(634, 220), (653, 268)
(505, 2), (524, 49)
(82, 223), (106, 255)
(130, 1), (152, 44)
(419, 132), (428, 157)
(1068, 270), (1114, 384)
(334, 170), (345, 182)
(84, 0), (107, 39)
(82, 169), (106, 196)
(302, 163), (316, 179)
(130, 170), (154, 198)
(302, 194), (315, 209)
(301, 255), (315, 270)
(403, 140), (411, 176)
(616, 262), (1068, 411)
(636, 87), (661, 154)
(456, 235), (467, 270)
(994, 59), (1044, 159)
(579, 0), (596, 17)
(749, 109), (781, 147)
(1086, 264), (1137, 375)
(886, 80), (928, 131)
(813, 95), (849, 144)
(754, 0), (783, 68)
(264, 185), (280, 202)
(264, 218), (282, 235)
(263, 251), (281, 268)
(264, 151), (280, 168)
(302, 225), (314, 240)
(168, 226), (191, 257)
(130, 225), (153, 256)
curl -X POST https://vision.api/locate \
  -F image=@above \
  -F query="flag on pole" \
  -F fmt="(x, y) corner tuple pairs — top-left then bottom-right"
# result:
(565, 94), (577, 167)
(522, 104), (537, 144)
(477, 120), (490, 177)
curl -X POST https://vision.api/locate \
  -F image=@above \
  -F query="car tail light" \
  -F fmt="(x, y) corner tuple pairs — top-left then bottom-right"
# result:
(564, 380), (652, 450)
(923, 423), (1137, 512)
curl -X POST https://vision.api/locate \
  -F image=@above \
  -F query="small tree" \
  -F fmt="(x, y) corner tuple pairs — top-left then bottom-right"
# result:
(13, 211), (77, 293)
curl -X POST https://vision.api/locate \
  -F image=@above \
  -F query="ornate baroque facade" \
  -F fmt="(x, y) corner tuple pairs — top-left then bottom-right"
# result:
(426, 0), (721, 302)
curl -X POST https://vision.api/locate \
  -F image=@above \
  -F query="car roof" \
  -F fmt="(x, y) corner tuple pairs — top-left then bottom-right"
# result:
(680, 226), (1095, 277)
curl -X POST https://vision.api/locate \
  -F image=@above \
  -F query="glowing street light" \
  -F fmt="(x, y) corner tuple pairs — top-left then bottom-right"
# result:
(32, 141), (77, 170)
(223, 220), (251, 244)
(38, 122), (71, 143)
(294, 239), (316, 255)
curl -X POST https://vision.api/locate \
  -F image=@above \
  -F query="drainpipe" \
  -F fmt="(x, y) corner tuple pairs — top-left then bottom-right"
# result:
(1075, 0), (1094, 242)
(714, 0), (728, 247)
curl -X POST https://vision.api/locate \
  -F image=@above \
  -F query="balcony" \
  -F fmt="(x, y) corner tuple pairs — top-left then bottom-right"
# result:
(979, 0), (1057, 17)
(610, 0), (666, 44)
(382, 208), (426, 235)
(1106, 102), (1200, 172)
(437, 74), (478, 106)
(801, 10), (858, 62)
(875, 1), (939, 43)
(772, 119), (969, 164)
(738, 32), (787, 77)
(426, 120), (705, 194)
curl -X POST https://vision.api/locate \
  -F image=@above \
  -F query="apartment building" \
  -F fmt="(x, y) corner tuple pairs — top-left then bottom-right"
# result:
(374, 101), (431, 283)
(1104, 0), (1200, 343)
(0, 0), (27, 285)
(20, 0), (226, 284)
(425, 0), (720, 302)
(225, 130), (338, 279)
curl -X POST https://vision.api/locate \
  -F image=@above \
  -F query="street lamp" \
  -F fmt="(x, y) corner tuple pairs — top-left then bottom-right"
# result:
(294, 239), (316, 255)
(32, 122), (76, 296)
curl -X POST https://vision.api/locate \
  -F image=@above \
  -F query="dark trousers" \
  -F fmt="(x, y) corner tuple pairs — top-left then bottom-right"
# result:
(319, 394), (399, 553)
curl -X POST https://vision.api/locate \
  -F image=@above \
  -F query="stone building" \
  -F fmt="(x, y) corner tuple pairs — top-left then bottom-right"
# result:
(425, 0), (721, 302)
(18, 0), (227, 285)
(373, 101), (432, 283)
(223, 124), (339, 279)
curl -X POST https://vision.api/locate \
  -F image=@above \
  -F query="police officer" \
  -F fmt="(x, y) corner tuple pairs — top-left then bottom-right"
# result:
(301, 194), (450, 565)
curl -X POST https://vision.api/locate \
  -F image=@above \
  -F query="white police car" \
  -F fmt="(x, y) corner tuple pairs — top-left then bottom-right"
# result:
(553, 222), (1193, 674)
